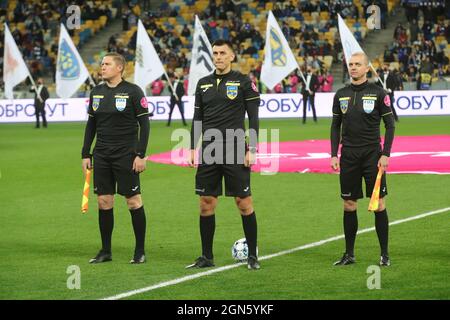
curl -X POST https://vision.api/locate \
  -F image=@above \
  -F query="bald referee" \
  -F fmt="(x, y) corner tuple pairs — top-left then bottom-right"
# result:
(81, 52), (150, 264)
(331, 52), (395, 267)
(187, 39), (261, 270)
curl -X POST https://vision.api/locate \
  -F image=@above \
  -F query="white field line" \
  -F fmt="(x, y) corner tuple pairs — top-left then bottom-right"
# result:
(101, 207), (450, 300)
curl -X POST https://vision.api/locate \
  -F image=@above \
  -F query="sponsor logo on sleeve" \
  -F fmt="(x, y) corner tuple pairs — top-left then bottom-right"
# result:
(140, 97), (148, 108)
(384, 95), (391, 107)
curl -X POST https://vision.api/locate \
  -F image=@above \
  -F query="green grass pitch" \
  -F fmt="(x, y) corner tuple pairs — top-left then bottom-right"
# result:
(0, 116), (449, 300)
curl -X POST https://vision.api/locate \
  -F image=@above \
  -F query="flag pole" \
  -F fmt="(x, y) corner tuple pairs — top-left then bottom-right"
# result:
(296, 64), (307, 88)
(88, 74), (96, 87)
(163, 70), (179, 101)
(27, 74), (40, 97)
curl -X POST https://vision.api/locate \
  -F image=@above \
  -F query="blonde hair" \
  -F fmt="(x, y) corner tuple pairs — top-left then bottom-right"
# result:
(103, 52), (126, 74)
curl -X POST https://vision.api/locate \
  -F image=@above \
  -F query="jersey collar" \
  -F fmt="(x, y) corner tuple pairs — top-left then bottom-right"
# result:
(350, 80), (369, 91)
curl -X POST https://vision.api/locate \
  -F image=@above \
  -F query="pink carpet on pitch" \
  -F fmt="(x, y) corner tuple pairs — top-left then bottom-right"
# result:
(147, 136), (450, 174)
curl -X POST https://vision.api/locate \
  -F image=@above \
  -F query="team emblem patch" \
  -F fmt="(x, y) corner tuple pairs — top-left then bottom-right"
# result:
(363, 99), (375, 113)
(115, 98), (127, 111)
(339, 99), (349, 114)
(226, 85), (238, 100)
(92, 98), (101, 111)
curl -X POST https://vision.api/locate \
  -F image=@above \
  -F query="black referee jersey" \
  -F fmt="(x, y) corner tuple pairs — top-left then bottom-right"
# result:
(331, 80), (395, 157)
(190, 70), (260, 150)
(82, 80), (150, 158)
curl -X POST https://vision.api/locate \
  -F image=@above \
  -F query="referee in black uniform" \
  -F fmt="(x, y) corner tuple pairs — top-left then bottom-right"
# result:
(81, 52), (150, 264)
(330, 52), (395, 267)
(187, 39), (261, 270)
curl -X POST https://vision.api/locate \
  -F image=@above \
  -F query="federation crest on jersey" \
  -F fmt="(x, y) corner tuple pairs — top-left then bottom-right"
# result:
(115, 98), (127, 111)
(92, 98), (101, 111)
(270, 27), (287, 67)
(362, 98), (376, 113)
(226, 85), (238, 100)
(92, 95), (103, 111)
(339, 97), (350, 114)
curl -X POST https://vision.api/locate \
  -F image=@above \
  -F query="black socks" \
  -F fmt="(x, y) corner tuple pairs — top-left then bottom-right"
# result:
(130, 206), (146, 254)
(99, 208), (114, 253)
(343, 210), (358, 256)
(200, 215), (216, 259)
(241, 212), (258, 258)
(375, 209), (389, 256)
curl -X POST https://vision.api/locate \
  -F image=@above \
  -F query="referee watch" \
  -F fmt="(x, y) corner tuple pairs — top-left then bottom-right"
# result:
(136, 152), (146, 159)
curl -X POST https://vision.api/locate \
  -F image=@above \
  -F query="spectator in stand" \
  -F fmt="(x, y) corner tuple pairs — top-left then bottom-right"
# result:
(321, 69), (334, 92)
(181, 24), (191, 38)
(151, 78), (165, 96)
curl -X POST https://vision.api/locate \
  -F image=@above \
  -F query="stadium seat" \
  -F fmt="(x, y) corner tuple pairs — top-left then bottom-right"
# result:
(168, 17), (177, 25)
(195, 1), (208, 11)
(346, 18), (356, 26)
(324, 56), (333, 69)
(320, 12), (329, 20)
(182, 13), (191, 22)
(290, 21), (301, 29)
(99, 16), (108, 28)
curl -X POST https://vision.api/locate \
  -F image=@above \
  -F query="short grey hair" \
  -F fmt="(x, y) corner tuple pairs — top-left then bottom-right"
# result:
(351, 52), (369, 66)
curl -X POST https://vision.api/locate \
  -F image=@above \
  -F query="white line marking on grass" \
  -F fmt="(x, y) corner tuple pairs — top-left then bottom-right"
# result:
(101, 207), (450, 300)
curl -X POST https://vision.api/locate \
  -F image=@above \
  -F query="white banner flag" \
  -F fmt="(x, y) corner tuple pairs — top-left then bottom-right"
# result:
(338, 14), (368, 67)
(188, 15), (213, 96)
(3, 23), (32, 100)
(134, 19), (165, 94)
(260, 11), (299, 90)
(56, 23), (89, 98)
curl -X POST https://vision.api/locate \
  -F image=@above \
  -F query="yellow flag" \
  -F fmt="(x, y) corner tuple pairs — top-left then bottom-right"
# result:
(81, 169), (92, 213)
(368, 168), (383, 211)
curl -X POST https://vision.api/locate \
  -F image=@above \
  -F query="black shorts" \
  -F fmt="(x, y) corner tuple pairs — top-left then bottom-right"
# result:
(93, 151), (140, 197)
(195, 163), (251, 198)
(339, 145), (388, 200)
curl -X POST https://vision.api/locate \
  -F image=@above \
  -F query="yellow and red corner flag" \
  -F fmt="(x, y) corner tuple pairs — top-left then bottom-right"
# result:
(81, 169), (92, 213)
(368, 168), (383, 211)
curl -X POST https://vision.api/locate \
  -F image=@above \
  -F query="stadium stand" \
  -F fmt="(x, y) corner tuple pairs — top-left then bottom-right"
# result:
(93, 0), (402, 94)
(0, 0), (117, 95)
(373, 0), (450, 89)
(1, 0), (448, 97)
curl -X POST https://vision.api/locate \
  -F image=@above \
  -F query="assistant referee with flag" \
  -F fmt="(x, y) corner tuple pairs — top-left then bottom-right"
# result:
(330, 52), (395, 267)
(81, 52), (150, 264)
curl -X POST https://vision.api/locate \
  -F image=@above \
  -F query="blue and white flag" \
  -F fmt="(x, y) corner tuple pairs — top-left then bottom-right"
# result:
(260, 11), (299, 90)
(56, 23), (89, 98)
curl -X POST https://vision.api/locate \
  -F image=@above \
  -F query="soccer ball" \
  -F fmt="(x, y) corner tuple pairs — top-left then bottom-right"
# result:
(231, 238), (249, 262)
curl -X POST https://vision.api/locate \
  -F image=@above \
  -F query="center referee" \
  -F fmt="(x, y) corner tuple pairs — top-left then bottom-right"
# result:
(81, 52), (150, 264)
(187, 39), (261, 270)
